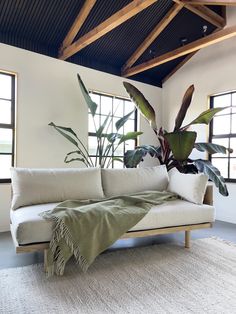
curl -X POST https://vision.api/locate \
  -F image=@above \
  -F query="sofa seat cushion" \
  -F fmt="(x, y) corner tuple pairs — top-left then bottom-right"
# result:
(11, 200), (215, 245)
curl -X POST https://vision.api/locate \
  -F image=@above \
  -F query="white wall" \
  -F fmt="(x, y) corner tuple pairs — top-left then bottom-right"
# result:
(162, 8), (236, 224)
(0, 43), (161, 232)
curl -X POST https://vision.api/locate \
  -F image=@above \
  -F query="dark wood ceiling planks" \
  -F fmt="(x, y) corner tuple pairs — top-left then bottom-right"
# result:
(0, 0), (225, 87)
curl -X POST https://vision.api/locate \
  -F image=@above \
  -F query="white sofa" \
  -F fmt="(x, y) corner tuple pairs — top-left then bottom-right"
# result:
(10, 166), (215, 263)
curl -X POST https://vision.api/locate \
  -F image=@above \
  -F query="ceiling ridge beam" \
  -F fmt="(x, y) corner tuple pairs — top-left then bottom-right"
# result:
(60, 0), (97, 53)
(161, 25), (222, 84)
(59, 0), (158, 60)
(173, 0), (226, 27)
(122, 25), (236, 77)
(181, 0), (236, 5)
(121, 3), (184, 72)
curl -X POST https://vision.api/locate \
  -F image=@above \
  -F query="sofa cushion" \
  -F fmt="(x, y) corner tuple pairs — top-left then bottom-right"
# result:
(167, 168), (208, 205)
(11, 167), (104, 210)
(101, 165), (169, 198)
(10, 200), (215, 245)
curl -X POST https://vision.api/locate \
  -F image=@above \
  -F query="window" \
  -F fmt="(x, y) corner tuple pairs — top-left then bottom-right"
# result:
(88, 91), (137, 168)
(209, 91), (236, 182)
(0, 72), (16, 182)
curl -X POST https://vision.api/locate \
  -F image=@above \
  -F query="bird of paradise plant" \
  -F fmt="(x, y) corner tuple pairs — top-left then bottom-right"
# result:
(123, 83), (232, 196)
(49, 74), (142, 168)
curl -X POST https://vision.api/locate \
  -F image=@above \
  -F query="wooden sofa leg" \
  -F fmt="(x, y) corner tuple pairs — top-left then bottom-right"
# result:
(185, 231), (191, 248)
(44, 249), (48, 272)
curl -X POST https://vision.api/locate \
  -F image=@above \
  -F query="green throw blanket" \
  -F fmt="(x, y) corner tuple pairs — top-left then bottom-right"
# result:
(40, 191), (177, 276)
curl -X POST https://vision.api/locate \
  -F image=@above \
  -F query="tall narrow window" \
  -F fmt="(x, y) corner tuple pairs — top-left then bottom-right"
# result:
(0, 72), (16, 182)
(88, 91), (137, 168)
(209, 91), (236, 181)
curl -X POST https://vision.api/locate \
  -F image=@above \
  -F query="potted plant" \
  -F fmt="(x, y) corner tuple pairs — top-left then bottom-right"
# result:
(123, 83), (232, 196)
(49, 74), (142, 168)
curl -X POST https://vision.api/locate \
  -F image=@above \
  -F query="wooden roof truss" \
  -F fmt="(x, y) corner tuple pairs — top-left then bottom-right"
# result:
(59, 0), (236, 84)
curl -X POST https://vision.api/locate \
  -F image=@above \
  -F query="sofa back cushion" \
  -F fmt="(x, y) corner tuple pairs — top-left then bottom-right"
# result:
(101, 165), (169, 198)
(11, 167), (104, 210)
(167, 168), (208, 205)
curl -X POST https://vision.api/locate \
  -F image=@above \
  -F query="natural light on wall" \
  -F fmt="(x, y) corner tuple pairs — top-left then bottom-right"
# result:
(0, 72), (15, 182)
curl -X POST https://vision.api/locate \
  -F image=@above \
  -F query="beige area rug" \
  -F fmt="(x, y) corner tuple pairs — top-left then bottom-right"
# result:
(1, 238), (236, 314)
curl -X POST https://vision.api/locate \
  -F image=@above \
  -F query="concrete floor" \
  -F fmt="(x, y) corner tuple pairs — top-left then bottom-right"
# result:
(0, 220), (235, 270)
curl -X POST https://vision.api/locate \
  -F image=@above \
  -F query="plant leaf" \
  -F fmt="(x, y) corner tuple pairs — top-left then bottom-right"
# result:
(119, 131), (143, 145)
(188, 107), (227, 126)
(164, 131), (197, 161)
(194, 142), (233, 155)
(77, 74), (97, 116)
(115, 110), (134, 131)
(106, 133), (122, 143)
(174, 85), (194, 131)
(136, 145), (162, 158)
(123, 82), (157, 130)
(96, 113), (111, 138)
(194, 159), (228, 196)
(49, 122), (78, 147)
(124, 146), (162, 168)
(124, 149), (146, 168)
(112, 157), (123, 163)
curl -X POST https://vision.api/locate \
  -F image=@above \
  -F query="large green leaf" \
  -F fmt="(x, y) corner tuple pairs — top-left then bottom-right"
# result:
(165, 131), (197, 161)
(136, 145), (162, 158)
(118, 131), (143, 144)
(124, 149), (146, 168)
(174, 85), (194, 131)
(188, 107), (226, 126)
(123, 82), (157, 130)
(96, 113), (111, 138)
(49, 122), (78, 147)
(195, 142), (233, 155)
(77, 74), (97, 116)
(194, 159), (228, 196)
(115, 110), (134, 131)
(124, 145), (162, 168)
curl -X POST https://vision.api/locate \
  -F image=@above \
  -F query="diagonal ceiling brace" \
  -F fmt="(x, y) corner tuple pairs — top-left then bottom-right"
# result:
(60, 0), (97, 54)
(59, 0), (158, 60)
(173, 0), (226, 27)
(161, 24), (223, 84)
(122, 25), (236, 77)
(122, 3), (184, 72)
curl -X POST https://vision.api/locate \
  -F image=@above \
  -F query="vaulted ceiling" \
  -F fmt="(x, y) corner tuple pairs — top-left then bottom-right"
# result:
(0, 0), (230, 87)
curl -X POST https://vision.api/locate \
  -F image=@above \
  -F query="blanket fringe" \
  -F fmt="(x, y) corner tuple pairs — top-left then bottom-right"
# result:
(41, 213), (89, 276)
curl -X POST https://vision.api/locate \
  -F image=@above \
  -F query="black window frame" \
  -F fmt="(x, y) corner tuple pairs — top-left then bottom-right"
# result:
(0, 72), (16, 183)
(88, 91), (138, 168)
(209, 91), (236, 183)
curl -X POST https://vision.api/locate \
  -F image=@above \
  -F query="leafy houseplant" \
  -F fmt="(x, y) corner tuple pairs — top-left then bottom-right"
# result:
(49, 74), (142, 168)
(123, 83), (232, 196)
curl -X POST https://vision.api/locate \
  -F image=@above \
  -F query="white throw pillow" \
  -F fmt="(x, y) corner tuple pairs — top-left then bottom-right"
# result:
(101, 165), (169, 198)
(167, 168), (208, 204)
(11, 167), (104, 210)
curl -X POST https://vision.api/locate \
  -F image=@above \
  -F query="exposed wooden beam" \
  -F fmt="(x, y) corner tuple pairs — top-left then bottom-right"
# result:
(122, 3), (184, 72)
(59, 0), (158, 60)
(186, 5), (226, 27)
(60, 0), (97, 52)
(162, 51), (197, 84)
(182, 0), (236, 5)
(162, 25), (222, 84)
(123, 25), (236, 77)
(173, 0), (226, 27)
